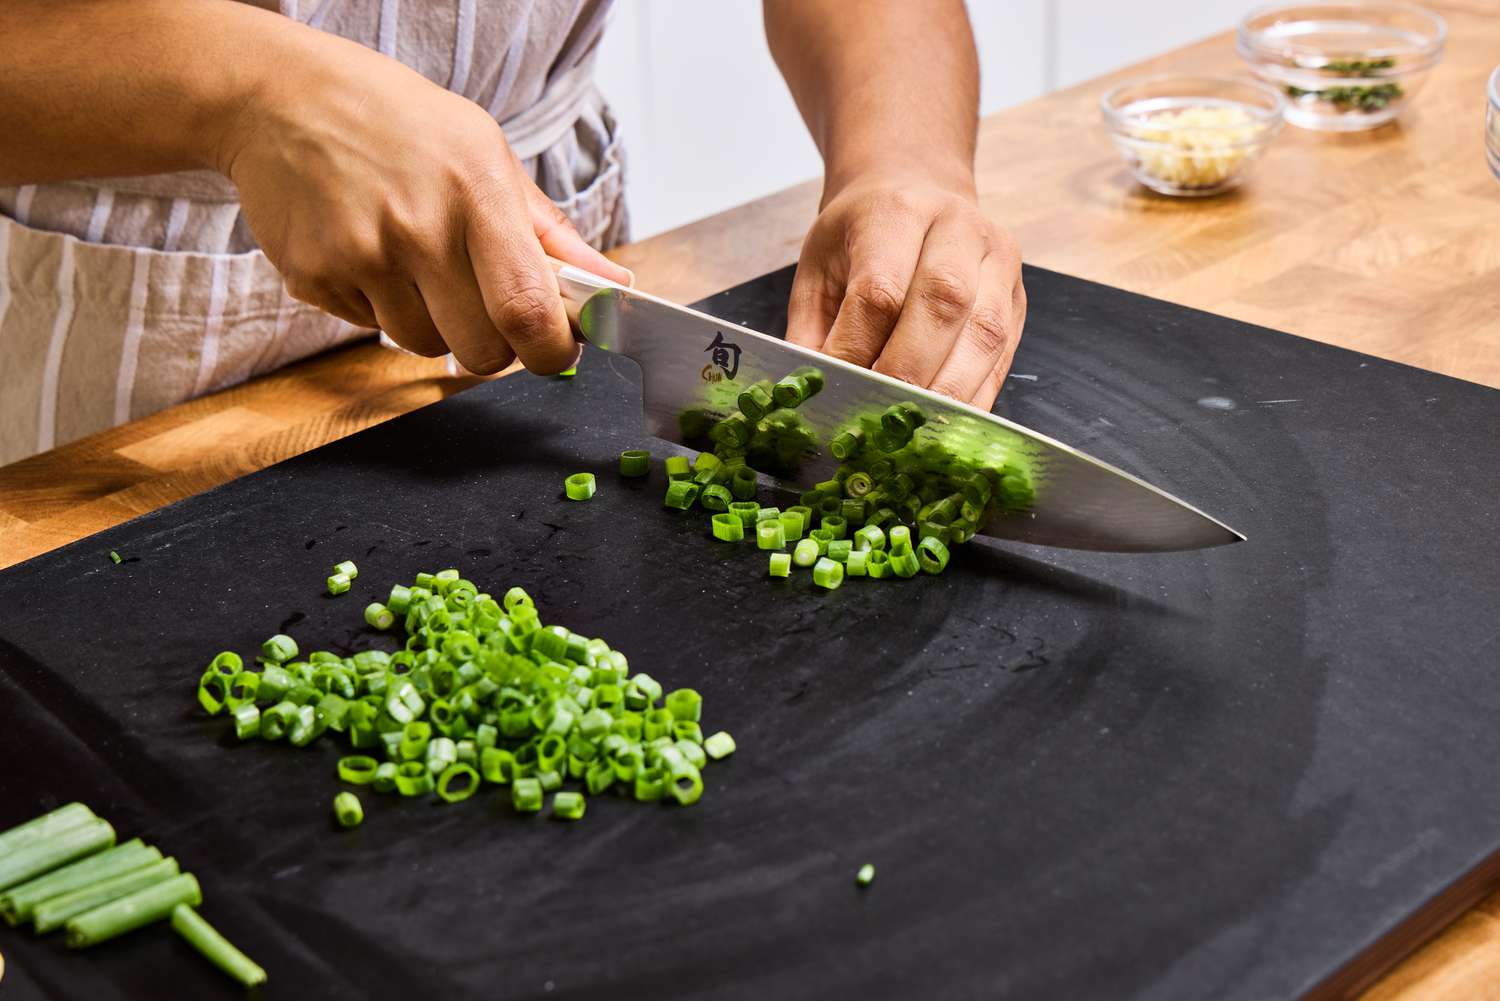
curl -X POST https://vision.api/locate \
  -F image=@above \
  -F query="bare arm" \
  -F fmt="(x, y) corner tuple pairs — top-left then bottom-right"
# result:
(0, 0), (289, 184)
(763, 0), (978, 200)
(0, 0), (630, 376)
(763, 0), (1024, 409)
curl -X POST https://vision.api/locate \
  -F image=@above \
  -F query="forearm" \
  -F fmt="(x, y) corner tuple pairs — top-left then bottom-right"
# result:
(0, 0), (310, 186)
(763, 0), (979, 198)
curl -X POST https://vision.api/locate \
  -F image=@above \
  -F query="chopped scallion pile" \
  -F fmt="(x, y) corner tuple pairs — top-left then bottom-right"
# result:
(192, 574), (732, 824)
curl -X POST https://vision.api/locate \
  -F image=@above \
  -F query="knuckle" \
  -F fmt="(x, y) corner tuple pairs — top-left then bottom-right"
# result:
(966, 304), (1012, 358)
(929, 376), (968, 401)
(490, 286), (558, 342)
(846, 275), (906, 328)
(455, 346), (514, 375)
(915, 267), (975, 324)
(873, 357), (925, 387)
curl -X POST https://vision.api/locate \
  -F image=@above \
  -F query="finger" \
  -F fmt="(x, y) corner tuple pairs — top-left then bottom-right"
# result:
(970, 275), (1027, 410)
(929, 253), (1022, 404)
(819, 224), (924, 369)
(524, 181), (634, 286)
(870, 211), (984, 388)
(465, 189), (577, 375)
(415, 253), (516, 375)
(785, 251), (841, 350)
(283, 275), (379, 329)
(367, 279), (447, 357)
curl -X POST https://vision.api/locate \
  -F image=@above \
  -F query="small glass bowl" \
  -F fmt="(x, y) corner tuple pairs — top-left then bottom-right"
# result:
(1100, 76), (1286, 197)
(1487, 65), (1500, 182)
(1237, 2), (1446, 132)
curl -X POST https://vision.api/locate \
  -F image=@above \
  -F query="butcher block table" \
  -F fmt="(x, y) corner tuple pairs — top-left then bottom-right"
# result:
(1, 6), (1498, 998)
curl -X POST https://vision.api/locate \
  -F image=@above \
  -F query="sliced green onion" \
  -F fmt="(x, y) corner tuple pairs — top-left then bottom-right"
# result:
(564, 472), (597, 500)
(730, 466), (758, 500)
(327, 572), (352, 596)
(664, 455), (691, 481)
(337, 755), (379, 785)
(704, 731), (736, 760)
(855, 525), (886, 551)
(260, 634), (298, 663)
(701, 484), (732, 511)
(857, 863), (875, 887)
(65, 872), (201, 949)
(664, 480), (700, 510)
(917, 535), (951, 574)
(846, 551), (868, 576)
(333, 560), (359, 580)
(866, 550), (891, 579)
(364, 602), (395, 629)
(709, 512), (745, 542)
(889, 525), (912, 551)
(890, 547), (920, 578)
(756, 520), (786, 550)
(109, 550), (122, 564)
(821, 515), (847, 539)
(793, 539), (819, 567)
(436, 763), (480, 803)
(830, 429), (865, 461)
(512, 777), (544, 812)
(738, 380), (775, 420)
(395, 761), (434, 796)
(667, 759), (703, 806)
(552, 791), (586, 820)
(171, 904), (268, 988)
(827, 540), (853, 563)
(231, 703), (261, 740)
(769, 552), (792, 577)
(620, 449), (650, 477)
(664, 688), (703, 722)
(728, 501), (760, 526)
(812, 557), (845, 590)
(779, 511), (805, 540)
(372, 762), (398, 793)
(772, 373), (809, 408)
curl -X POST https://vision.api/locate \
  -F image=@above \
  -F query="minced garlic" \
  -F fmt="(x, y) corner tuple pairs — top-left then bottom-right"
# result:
(1129, 105), (1259, 190)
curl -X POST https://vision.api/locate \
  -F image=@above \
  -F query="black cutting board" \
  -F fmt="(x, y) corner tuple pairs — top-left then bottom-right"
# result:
(2, 265), (1498, 1001)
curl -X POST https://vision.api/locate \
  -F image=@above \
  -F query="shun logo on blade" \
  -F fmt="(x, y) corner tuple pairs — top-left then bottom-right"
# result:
(703, 331), (741, 382)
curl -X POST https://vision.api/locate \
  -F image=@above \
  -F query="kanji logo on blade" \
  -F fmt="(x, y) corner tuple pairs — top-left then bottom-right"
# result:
(704, 331), (741, 381)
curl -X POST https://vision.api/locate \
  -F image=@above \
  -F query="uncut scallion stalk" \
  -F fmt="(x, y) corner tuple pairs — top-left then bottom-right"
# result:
(34, 857), (181, 934)
(0, 803), (96, 859)
(0, 818), (116, 893)
(65, 872), (201, 949)
(0, 839), (159, 927)
(172, 904), (268, 988)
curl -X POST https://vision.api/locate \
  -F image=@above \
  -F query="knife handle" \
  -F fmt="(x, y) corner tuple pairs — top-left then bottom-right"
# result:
(547, 257), (627, 335)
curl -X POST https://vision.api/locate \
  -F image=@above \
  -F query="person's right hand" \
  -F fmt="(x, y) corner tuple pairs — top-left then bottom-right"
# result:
(219, 26), (632, 375)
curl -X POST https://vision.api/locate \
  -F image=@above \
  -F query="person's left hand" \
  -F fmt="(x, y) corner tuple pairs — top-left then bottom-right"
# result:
(785, 170), (1026, 412)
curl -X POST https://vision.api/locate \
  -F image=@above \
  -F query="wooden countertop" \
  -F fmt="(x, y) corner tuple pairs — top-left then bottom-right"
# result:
(1, 7), (1497, 997)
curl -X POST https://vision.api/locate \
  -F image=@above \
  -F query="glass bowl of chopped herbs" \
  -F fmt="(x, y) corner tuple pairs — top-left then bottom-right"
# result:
(1237, 3), (1446, 131)
(1100, 76), (1286, 197)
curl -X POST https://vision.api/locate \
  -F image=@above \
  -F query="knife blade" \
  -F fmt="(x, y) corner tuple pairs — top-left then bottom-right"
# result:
(555, 264), (1243, 553)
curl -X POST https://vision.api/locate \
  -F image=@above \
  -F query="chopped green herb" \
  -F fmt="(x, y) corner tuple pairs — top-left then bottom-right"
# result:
(564, 472), (597, 500)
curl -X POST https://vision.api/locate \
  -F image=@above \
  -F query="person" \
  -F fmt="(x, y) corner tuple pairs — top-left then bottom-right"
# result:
(0, 0), (1025, 467)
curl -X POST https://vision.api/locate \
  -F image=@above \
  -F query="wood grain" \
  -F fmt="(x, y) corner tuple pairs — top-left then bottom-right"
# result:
(1, 8), (1498, 997)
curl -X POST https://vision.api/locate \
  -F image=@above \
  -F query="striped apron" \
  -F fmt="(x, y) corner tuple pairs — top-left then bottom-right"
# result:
(0, 0), (624, 467)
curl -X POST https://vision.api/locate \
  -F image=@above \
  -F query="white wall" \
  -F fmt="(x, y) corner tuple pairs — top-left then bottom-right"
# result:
(595, 0), (1245, 240)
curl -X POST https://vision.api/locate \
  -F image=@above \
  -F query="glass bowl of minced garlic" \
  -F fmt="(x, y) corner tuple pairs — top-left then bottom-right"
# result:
(1100, 76), (1286, 197)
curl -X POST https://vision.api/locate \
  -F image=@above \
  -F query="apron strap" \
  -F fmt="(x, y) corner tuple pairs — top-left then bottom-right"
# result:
(498, 51), (601, 163)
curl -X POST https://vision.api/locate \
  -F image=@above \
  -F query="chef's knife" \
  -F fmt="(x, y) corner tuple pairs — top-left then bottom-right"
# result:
(554, 263), (1243, 553)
